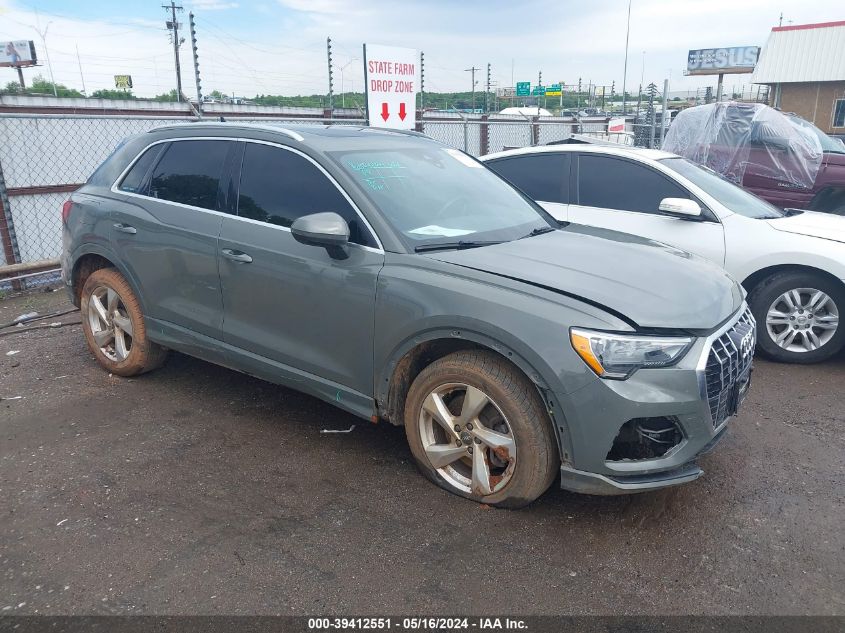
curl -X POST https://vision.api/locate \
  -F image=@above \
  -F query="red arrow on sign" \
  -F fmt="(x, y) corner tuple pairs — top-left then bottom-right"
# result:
(398, 102), (407, 121)
(380, 102), (390, 121)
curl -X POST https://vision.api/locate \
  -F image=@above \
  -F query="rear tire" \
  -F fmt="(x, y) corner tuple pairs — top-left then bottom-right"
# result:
(404, 350), (558, 509)
(748, 271), (844, 363)
(80, 268), (168, 376)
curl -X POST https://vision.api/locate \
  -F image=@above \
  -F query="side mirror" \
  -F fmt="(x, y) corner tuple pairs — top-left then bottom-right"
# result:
(291, 212), (350, 259)
(658, 197), (702, 218)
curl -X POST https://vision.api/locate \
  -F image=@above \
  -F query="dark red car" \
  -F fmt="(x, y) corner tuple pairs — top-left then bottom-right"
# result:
(664, 103), (845, 215)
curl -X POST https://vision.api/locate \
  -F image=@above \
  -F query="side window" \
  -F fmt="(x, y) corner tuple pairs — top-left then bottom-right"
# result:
(148, 140), (230, 211)
(118, 144), (163, 195)
(487, 154), (569, 203)
(577, 154), (689, 214)
(833, 99), (845, 128)
(237, 143), (376, 247)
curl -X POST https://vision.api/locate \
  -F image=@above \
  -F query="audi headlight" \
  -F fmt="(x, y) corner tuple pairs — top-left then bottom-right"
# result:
(570, 328), (693, 379)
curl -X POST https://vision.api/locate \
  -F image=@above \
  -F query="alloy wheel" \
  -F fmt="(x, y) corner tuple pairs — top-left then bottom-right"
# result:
(87, 285), (134, 361)
(765, 287), (839, 353)
(418, 382), (516, 496)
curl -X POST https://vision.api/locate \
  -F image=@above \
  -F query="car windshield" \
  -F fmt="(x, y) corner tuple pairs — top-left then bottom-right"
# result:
(787, 115), (845, 154)
(330, 145), (553, 250)
(659, 157), (785, 219)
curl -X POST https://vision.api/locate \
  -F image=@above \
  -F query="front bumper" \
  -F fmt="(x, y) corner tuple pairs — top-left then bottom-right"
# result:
(555, 305), (755, 495)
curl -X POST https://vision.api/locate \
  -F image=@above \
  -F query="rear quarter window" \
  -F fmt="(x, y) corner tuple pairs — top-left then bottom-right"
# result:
(118, 145), (164, 195)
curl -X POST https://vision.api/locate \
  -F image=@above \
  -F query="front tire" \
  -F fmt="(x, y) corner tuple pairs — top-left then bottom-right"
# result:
(404, 350), (558, 509)
(80, 268), (168, 376)
(748, 271), (844, 363)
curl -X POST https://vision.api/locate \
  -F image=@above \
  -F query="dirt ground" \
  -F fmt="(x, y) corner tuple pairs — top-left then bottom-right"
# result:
(0, 288), (843, 616)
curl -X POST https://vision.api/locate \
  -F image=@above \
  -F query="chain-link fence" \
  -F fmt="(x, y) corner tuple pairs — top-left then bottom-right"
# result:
(0, 111), (641, 289)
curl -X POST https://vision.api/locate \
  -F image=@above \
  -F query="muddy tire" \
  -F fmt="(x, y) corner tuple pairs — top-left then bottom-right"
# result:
(80, 268), (168, 376)
(404, 350), (558, 509)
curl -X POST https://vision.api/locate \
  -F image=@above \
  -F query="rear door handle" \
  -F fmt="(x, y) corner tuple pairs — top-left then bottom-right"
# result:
(221, 249), (253, 263)
(113, 223), (137, 235)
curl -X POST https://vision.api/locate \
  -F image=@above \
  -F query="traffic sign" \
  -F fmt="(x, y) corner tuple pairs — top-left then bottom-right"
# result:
(364, 43), (418, 130)
(532, 85), (546, 96)
(516, 82), (530, 97)
(545, 83), (561, 96)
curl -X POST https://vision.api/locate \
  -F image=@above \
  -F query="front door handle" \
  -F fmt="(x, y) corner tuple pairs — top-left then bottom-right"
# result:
(221, 249), (253, 263)
(113, 223), (137, 234)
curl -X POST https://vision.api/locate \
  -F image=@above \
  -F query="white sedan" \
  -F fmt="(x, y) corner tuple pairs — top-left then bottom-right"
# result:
(481, 144), (845, 363)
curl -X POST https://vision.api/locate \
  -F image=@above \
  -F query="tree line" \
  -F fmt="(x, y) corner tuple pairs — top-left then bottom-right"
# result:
(2, 76), (680, 111)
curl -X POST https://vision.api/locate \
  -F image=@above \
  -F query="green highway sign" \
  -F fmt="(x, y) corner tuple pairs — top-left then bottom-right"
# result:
(516, 82), (530, 97)
(532, 85), (546, 96)
(546, 83), (561, 96)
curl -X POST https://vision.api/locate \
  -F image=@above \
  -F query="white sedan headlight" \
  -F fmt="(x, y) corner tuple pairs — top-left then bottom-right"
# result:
(570, 328), (693, 379)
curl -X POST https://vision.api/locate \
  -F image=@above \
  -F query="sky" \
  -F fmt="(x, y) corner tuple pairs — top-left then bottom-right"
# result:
(0, 0), (843, 101)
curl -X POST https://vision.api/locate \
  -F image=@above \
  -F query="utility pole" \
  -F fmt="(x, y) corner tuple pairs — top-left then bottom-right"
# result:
(163, 1), (184, 101)
(420, 51), (425, 111)
(338, 58), (357, 109)
(538, 70), (542, 114)
(485, 63), (491, 113)
(189, 12), (202, 114)
(659, 77), (669, 145)
(622, 0), (631, 115)
(465, 66), (479, 112)
(326, 37), (334, 116)
(33, 15), (57, 97)
(75, 45), (86, 95)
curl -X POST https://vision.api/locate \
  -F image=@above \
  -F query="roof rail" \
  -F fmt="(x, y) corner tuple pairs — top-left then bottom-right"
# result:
(274, 127), (305, 141)
(359, 127), (429, 139)
(148, 121), (305, 142)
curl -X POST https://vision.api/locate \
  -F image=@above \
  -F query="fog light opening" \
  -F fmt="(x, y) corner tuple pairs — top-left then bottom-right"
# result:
(606, 417), (684, 461)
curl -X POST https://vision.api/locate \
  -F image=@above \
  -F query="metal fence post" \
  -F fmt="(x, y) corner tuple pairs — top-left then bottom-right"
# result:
(531, 116), (539, 146)
(659, 78), (669, 146)
(480, 114), (489, 156)
(462, 116), (468, 153)
(0, 155), (23, 289)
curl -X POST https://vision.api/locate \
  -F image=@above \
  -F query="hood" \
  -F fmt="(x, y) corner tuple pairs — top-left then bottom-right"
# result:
(768, 210), (845, 244)
(425, 225), (743, 331)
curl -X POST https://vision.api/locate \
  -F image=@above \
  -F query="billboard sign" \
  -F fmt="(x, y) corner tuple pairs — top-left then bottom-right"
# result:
(515, 81), (530, 97)
(1, 40), (37, 67)
(687, 46), (759, 75)
(364, 43), (418, 130)
(114, 75), (133, 89)
(545, 83), (561, 96)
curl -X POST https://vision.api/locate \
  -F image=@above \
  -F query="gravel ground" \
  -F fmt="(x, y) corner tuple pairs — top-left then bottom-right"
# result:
(0, 289), (843, 616)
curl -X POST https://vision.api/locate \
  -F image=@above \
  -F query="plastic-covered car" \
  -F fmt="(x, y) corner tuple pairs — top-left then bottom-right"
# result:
(663, 102), (845, 215)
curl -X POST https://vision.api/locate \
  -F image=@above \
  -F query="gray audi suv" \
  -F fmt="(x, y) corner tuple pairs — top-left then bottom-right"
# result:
(62, 123), (754, 507)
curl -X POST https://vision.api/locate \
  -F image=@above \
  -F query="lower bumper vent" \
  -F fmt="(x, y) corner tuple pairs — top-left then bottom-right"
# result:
(606, 417), (683, 461)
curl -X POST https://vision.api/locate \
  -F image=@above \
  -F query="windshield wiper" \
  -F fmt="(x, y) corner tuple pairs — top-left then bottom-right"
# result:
(520, 226), (557, 239)
(414, 240), (504, 253)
